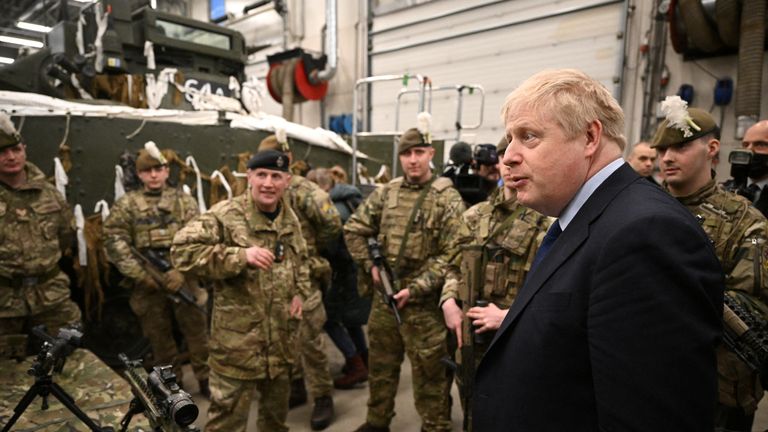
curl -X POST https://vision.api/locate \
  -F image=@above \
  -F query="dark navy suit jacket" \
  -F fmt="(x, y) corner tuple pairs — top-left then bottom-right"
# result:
(473, 163), (723, 432)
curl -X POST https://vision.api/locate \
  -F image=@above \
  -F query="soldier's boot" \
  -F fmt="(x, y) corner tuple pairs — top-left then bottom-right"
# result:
(334, 355), (368, 389)
(352, 423), (389, 432)
(344, 349), (368, 373)
(288, 378), (308, 409)
(310, 395), (334, 430)
(198, 379), (210, 398)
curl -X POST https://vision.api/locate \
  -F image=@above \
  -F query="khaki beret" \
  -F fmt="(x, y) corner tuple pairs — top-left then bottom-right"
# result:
(258, 135), (290, 153)
(248, 149), (290, 172)
(397, 127), (431, 154)
(497, 136), (509, 155)
(135, 149), (168, 171)
(651, 107), (719, 149)
(0, 130), (21, 151)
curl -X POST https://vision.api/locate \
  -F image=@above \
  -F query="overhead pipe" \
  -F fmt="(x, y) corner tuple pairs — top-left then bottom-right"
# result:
(313, 0), (337, 83)
(735, 0), (765, 138)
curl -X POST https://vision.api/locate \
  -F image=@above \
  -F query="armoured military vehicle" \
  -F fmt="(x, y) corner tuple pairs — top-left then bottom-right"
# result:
(0, 0), (382, 366)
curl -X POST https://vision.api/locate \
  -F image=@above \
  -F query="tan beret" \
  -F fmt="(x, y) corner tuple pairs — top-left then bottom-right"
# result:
(397, 128), (431, 154)
(651, 107), (719, 149)
(496, 136), (509, 155)
(136, 150), (169, 171)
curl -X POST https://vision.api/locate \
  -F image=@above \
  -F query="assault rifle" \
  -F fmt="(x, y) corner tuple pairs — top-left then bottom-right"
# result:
(119, 354), (200, 432)
(457, 245), (484, 431)
(722, 293), (768, 386)
(367, 238), (402, 325)
(130, 246), (207, 315)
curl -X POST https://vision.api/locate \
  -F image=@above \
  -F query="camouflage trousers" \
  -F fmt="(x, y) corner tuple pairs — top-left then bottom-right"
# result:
(129, 287), (209, 382)
(366, 299), (452, 431)
(205, 370), (290, 432)
(291, 300), (333, 398)
(0, 278), (81, 356)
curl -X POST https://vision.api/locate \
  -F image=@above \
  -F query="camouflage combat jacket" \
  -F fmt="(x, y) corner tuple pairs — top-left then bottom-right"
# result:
(286, 175), (342, 284)
(344, 176), (469, 305)
(103, 186), (198, 282)
(170, 193), (313, 380)
(439, 189), (551, 309)
(675, 179), (768, 411)
(0, 162), (74, 318)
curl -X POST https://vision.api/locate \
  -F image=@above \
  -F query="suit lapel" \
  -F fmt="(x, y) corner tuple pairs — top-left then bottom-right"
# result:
(486, 164), (640, 351)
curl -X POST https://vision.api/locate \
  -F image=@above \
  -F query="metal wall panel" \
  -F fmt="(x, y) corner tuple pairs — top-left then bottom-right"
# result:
(369, 0), (624, 151)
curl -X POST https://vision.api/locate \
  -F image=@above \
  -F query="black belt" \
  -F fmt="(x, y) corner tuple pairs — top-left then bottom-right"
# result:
(0, 267), (60, 288)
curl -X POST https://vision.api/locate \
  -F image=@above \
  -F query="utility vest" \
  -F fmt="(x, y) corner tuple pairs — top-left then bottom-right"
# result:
(124, 188), (188, 251)
(460, 192), (550, 310)
(378, 177), (453, 281)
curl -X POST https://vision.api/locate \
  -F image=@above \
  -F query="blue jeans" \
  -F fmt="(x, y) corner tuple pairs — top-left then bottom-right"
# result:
(324, 320), (367, 360)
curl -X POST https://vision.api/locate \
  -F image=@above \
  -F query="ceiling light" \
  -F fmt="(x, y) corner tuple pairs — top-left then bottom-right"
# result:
(0, 57), (14, 64)
(0, 35), (44, 48)
(16, 21), (53, 33)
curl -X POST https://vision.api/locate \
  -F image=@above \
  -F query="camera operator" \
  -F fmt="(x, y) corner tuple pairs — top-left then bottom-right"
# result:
(724, 120), (768, 217)
(442, 141), (499, 206)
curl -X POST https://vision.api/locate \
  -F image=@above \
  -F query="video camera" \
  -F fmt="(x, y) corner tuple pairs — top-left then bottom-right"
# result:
(726, 149), (768, 201)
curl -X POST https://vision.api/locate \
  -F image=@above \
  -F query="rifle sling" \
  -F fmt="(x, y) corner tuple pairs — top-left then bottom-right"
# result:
(393, 177), (435, 277)
(481, 204), (527, 249)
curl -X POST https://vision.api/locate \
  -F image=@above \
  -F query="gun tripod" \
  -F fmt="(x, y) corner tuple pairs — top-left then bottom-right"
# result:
(1, 373), (113, 432)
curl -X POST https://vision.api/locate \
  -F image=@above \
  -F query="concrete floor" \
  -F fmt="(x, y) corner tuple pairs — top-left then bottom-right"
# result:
(181, 333), (463, 431)
(180, 334), (768, 431)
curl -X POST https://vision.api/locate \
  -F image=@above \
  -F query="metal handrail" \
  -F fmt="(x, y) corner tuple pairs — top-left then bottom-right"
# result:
(394, 84), (485, 141)
(351, 74), (429, 184)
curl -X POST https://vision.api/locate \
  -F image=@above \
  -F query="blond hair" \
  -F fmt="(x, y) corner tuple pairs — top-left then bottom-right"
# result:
(501, 69), (626, 150)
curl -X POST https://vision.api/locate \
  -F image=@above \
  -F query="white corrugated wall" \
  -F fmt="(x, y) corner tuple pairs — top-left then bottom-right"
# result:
(368, 0), (625, 154)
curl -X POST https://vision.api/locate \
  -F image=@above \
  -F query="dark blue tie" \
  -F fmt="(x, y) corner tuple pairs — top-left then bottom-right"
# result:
(530, 220), (562, 272)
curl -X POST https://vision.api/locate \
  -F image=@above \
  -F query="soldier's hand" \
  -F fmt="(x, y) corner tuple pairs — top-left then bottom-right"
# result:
(245, 246), (275, 270)
(370, 265), (382, 287)
(163, 269), (185, 293)
(441, 298), (464, 348)
(467, 302), (507, 333)
(393, 288), (410, 309)
(138, 274), (160, 291)
(290, 295), (303, 319)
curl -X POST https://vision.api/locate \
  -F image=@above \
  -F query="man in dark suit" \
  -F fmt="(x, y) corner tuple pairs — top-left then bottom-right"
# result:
(472, 69), (724, 431)
(741, 120), (768, 217)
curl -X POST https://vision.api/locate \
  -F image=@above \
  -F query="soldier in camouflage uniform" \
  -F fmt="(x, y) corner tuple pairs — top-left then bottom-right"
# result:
(258, 134), (341, 430)
(653, 106), (768, 432)
(0, 112), (81, 358)
(440, 137), (550, 430)
(103, 142), (209, 395)
(345, 125), (469, 432)
(171, 150), (313, 432)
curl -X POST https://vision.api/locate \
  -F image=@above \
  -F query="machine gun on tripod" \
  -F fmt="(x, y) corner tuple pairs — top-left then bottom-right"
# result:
(1, 325), (114, 432)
